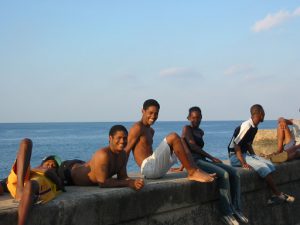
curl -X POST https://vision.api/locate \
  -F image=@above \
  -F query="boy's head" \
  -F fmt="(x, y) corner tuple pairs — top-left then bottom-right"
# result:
(109, 125), (128, 137)
(187, 106), (202, 128)
(143, 99), (160, 110)
(41, 155), (61, 169)
(142, 99), (160, 126)
(109, 125), (128, 153)
(188, 106), (202, 118)
(250, 104), (265, 124)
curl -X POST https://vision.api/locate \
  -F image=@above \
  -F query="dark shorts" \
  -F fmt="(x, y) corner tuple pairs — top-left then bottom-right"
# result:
(58, 160), (85, 186)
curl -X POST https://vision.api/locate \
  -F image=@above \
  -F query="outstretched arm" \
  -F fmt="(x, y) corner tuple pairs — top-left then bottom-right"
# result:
(94, 151), (144, 190)
(117, 153), (144, 190)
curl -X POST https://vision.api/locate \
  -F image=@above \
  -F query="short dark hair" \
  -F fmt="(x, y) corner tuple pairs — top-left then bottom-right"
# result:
(250, 104), (264, 116)
(188, 106), (201, 117)
(143, 99), (160, 110)
(109, 125), (128, 137)
(41, 155), (61, 168)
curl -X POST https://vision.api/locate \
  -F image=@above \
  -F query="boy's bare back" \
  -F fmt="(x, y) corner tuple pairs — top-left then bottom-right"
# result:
(71, 147), (127, 186)
(126, 121), (155, 167)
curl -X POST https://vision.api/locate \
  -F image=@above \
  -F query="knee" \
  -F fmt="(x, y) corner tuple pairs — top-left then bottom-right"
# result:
(278, 119), (288, 128)
(20, 138), (32, 148)
(234, 170), (241, 180)
(258, 167), (273, 178)
(222, 171), (230, 180)
(166, 132), (180, 143)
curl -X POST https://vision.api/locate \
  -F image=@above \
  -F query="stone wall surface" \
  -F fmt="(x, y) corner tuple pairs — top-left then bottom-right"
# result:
(1, 129), (300, 225)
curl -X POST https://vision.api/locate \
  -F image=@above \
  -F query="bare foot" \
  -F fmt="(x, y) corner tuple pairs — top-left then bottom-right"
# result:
(187, 169), (216, 183)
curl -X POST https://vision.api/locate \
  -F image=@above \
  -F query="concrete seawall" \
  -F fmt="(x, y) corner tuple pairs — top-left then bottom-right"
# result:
(1, 129), (300, 225)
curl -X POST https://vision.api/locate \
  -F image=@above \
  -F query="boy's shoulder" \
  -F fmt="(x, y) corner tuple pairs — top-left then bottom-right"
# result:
(130, 121), (153, 134)
(240, 118), (256, 129)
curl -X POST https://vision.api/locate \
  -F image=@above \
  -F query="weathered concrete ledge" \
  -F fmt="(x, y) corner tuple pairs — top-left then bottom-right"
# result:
(1, 129), (300, 225)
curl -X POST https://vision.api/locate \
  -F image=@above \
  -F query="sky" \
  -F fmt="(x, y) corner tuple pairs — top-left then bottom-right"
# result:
(0, 1), (300, 122)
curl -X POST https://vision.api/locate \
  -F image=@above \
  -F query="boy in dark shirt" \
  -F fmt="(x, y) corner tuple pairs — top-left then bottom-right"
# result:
(228, 104), (294, 205)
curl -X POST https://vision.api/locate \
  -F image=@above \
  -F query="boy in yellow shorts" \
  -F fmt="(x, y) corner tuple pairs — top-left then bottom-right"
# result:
(0, 138), (64, 225)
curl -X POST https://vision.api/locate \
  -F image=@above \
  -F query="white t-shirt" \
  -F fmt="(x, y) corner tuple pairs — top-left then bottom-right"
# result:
(292, 119), (300, 145)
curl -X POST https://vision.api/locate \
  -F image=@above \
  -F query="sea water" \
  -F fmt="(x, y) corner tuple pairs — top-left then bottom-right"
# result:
(0, 120), (276, 179)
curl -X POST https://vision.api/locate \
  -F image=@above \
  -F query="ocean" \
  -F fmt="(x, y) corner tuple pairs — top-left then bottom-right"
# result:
(0, 120), (276, 179)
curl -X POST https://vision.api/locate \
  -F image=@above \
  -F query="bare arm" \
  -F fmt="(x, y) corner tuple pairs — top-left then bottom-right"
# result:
(234, 145), (252, 169)
(94, 151), (143, 190)
(182, 126), (221, 163)
(117, 153), (144, 190)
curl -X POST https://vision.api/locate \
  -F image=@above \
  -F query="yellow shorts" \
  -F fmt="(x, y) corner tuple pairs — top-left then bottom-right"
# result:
(7, 161), (60, 203)
(30, 171), (59, 203)
(7, 160), (31, 199)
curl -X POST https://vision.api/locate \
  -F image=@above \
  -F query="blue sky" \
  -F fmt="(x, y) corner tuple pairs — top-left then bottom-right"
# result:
(1, 1), (300, 122)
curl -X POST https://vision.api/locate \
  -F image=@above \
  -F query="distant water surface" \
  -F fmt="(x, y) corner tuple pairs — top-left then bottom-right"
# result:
(0, 120), (276, 179)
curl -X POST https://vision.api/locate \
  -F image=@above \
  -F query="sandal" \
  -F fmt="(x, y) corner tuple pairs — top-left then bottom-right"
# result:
(267, 193), (295, 205)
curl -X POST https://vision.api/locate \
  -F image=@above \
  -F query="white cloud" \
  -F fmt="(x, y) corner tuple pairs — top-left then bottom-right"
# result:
(224, 64), (254, 76)
(252, 7), (300, 32)
(159, 67), (200, 78)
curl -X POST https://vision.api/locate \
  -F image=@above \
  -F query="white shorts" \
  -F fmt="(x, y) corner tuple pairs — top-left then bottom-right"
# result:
(141, 138), (177, 179)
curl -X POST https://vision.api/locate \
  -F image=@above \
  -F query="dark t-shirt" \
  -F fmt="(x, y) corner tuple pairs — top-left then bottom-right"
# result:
(228, 119), (258, 154)
(185, 126), (206, 161)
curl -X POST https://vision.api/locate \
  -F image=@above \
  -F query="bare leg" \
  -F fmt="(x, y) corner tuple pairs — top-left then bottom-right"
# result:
(265, 174), (281, 196)
(166, 133), (215, 182)
(277, 120), (293, 152)
(18, 180), (39, 225)
(16, 139), (33, 200)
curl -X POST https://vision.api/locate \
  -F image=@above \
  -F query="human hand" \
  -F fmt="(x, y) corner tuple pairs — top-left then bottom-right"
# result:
(242, 163), (252, 170)
(129, 178), (144, 191)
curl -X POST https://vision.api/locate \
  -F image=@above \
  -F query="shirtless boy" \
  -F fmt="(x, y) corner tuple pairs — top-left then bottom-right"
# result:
(276, 117), (300, 160)
(62, 125), (144, 190)
(258, 117), (300, 163)
(0, 138), (63, 225)
(125, 99), (215, 182)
